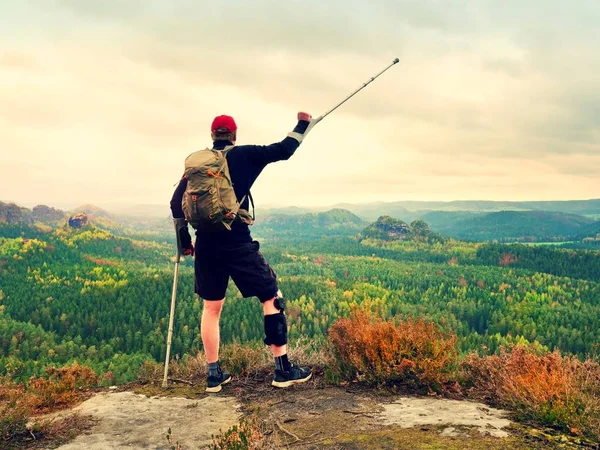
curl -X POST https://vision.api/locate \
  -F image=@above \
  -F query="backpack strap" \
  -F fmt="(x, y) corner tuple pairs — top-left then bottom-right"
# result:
(239, 191), (256, 221)
(220, 145), (236, 154)
(248, 192), (255, 221)
(215, 145), (235, 174)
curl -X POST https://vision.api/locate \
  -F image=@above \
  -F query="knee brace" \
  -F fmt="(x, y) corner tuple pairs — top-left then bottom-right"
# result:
(264, 312), (287, 346)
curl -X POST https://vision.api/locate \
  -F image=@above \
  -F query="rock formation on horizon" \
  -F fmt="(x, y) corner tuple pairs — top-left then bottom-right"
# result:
(68, 213), (89, 228)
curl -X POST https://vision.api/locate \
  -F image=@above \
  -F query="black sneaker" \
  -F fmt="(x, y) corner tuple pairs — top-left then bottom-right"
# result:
(206, 367), (232, 393)
(272, 364), (312, 388)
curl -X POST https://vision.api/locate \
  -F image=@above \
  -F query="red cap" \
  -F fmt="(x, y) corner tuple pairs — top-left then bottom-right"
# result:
(211, 115), (237, 133)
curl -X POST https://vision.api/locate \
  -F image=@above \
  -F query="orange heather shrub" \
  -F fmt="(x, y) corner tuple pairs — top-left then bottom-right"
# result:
(28, 363), (99, 410)
(462, 345), (600, 441)
(328, 310), (458, 391)
(1, 364), (99, 442)
(0, 378), (33, 439)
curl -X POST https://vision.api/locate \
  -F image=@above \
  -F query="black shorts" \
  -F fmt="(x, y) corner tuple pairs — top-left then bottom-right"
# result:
(194, 240), (278, 302)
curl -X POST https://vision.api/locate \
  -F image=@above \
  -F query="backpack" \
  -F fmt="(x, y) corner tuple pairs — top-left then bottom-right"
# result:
(182, 146), (254, 231)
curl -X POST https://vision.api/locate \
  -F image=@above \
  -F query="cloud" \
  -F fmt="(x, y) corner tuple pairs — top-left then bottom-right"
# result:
(1, 0), (599, 208)
(545, 155), (600, 178)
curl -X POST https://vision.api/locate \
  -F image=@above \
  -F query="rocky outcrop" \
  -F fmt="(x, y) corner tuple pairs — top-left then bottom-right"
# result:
(36, 387), (587, 450)
(359, 216), (444, 243)
(359, 215), (411, 241)
(68, 213), (89, 228)
(0, 201), (28, 224)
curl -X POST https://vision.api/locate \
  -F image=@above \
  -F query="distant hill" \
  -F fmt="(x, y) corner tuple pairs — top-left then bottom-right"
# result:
(332, 202), (413, 221)
(579, 221), (600, 241)
(71, 204), (115, 220)
(107, 204), (315, 220)
(4, 200), (600, 246)
(438, 210), (597, 242)
(0, 202), (133, 237)
(332, 199), (600, 220)
(0, 201), (29, 224)
(253, 208), (366, 239)
(419, 211), (482, 232)
(0, 203), (68, 226)
(32, 205), (65, 223)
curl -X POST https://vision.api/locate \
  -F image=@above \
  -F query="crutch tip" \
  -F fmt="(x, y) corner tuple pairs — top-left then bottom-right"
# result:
(393, 58), (400, 64)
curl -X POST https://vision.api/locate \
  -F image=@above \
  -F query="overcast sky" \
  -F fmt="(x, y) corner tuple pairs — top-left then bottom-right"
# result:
(1, 0), (599, 210)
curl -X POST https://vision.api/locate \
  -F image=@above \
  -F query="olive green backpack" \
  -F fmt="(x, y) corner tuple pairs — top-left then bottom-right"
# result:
(182, 146), (254, 231)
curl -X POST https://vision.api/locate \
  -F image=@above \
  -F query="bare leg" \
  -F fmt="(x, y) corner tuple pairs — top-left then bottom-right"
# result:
(262, 297), (287, 357)
(202, 299), (224, 363)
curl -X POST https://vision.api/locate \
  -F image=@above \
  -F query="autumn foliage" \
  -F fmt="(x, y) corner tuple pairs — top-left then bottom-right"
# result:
(499, 252), (518, 267)
(27, 363), (98, 410)
(462, 345), (600, 440)
(328, 310), (458, 391)
(0, 378), (30, 440)
(0, 363), (98, 440)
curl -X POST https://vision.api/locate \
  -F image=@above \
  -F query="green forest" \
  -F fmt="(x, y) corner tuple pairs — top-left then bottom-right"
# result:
(1, 210), (599, 385)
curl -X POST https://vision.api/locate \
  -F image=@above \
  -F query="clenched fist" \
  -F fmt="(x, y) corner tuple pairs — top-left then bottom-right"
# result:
(297, 112), (312, 122)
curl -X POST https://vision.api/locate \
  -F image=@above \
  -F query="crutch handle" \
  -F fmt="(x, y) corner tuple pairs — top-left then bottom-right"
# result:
(304, 116), (323, 135)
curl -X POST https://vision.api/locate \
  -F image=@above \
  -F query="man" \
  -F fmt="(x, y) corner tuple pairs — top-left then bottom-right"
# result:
(170, 112), (313, 392)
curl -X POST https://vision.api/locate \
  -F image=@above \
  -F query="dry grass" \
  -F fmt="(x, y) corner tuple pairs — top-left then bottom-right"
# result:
(208, 417), (266, 450)
(287, 337), (336, 368)
(0, 363), (99, 445)
(220, 343), (271, 377)
(328, 310), (458, 392)
(0, 378), (30, 440)
(219, 338), (333, 379)
(137, 344), (270, 385)
(137, 352), (209, 385)
(138, 339), (334, 386)
(30, 413), (97, 448)
(462, 345), (600, 441)
(136, 360), (165, 384)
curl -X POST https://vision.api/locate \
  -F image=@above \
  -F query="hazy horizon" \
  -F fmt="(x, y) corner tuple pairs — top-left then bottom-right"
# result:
(3, 196), (600, 215)
(2, 1), (599, 208)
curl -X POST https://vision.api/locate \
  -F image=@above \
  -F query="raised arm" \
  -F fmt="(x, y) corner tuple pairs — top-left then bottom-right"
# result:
(242, 112), (312, 166)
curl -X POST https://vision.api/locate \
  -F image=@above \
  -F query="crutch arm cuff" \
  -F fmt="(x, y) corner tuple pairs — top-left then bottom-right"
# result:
(287, 120), (312, 143)
(173, 218), (191, 254)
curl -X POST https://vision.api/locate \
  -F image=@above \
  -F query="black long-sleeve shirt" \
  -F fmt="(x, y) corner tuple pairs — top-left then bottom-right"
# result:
(170, 120), (310, 247)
